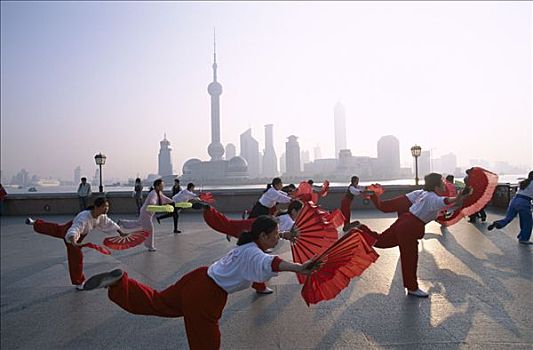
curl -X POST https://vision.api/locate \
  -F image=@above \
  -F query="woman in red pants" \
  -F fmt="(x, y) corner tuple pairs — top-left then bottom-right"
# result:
(340, 175), (365, 231)
(83, 215), (319, 350)
(26, 197), (124, 290)
(357, 173), (471, 297)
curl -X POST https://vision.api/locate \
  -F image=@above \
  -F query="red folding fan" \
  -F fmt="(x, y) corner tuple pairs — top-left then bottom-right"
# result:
(103, 231), (150, 250)
(199, 192), (215, 205)
(294, 181), (316, 203)
(203, 207), (254, 238)
(318, 180), (330, 198)
(323, 209), (345, 229)
(291, 202), (340, 283)
(80, 242), (112, 255)
(300, 229), (379, 306)
(437, 167), (498, 226)
(362, 184), (385, 199)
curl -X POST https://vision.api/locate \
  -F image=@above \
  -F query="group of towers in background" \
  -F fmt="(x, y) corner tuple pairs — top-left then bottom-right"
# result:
(154, 35), (458, 183)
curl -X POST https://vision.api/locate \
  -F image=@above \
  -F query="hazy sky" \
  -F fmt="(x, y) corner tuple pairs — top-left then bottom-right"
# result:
(1, 1), (532, 181)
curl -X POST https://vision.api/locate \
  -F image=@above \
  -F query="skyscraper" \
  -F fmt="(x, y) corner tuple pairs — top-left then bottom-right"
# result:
(285, 135), (301, 176)
(207, 30), (224, 161)
(74, 166), (81, 184)
(158, 134), (173, 177)
(225, 143), (236, 160)
(334, 102), (347, 159)
(377, 135), (400, 178)
(262, 124), (278, 177)
(240, 128), (260, 178)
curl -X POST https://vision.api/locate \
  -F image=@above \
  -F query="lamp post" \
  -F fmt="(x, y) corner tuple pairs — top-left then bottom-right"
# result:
(94, 153), (107, 193)
(410, 145), (422, 186)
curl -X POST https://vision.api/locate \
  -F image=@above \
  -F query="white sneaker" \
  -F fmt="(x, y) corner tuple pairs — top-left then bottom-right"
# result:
(25, 217), (35, 225)
(75, 284), (84, 291)
(83, 269), (124, 291)
(256, 287), (274, 295)
(407, 288), (429, 298)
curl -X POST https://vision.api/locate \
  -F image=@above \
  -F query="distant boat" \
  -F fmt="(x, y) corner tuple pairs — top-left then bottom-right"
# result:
(36, 179), (61, 187)
(28, 187), (37, 192)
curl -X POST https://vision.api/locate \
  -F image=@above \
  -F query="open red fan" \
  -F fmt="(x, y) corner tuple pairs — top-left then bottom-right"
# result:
(294, 181), (316, 203)
(323, 209), (345, 229)
(202, 207), (254, 238)
(80, 242), (112, 255)
(437, 167), (498, 226)
(300, 228), (379, 306)
(291, 203), (340, 283)
(362, 184), (385, 199)
(103, 231), (150, 250)
(199, 192), (215, 205)
(318, 180), (330, 198)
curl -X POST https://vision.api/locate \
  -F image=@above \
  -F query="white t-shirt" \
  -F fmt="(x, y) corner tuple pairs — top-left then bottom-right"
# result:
(258, 187), (292, 208)
(349, 185), (364, 196)
(64, 210), (120, 244)
(405, 189), (424, 203)
(277, 214), (295, 232)
(409, 191), (448, 224)
(172, 189), (199, 203)
(207, 242), (278, 293)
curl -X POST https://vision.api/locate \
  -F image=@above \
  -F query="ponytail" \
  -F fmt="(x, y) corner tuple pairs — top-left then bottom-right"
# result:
(237, 215), (278, 246)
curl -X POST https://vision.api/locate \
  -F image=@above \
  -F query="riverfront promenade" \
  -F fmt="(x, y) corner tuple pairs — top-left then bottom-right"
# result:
(1, 208), (532, 349)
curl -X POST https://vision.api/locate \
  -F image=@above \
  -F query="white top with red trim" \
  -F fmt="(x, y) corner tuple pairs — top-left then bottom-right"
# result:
(405, 189), (424, 203)
(409, 191), (448, 223)
(207, 242), (279, 293)
(277, 214), (295, 232)
(64, 210), (120, 244)
(258, 187), (292, 208)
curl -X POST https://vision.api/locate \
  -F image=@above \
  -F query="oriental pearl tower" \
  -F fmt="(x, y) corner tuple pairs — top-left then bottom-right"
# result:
(207, 31), (225, 161)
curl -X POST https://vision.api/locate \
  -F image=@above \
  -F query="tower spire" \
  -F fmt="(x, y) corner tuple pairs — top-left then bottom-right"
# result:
(213, 27), (217, 82)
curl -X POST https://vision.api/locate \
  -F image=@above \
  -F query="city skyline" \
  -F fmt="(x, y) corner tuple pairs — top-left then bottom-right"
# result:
(1, 1), (531, 182)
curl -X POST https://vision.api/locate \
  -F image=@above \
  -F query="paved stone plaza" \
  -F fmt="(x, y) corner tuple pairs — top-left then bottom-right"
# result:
(1, 208), (532, 349)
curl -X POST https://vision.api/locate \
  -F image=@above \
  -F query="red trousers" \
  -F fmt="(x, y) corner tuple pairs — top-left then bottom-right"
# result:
(108, 267), (228, 350)
(203, 207), (254, 238)
(358, 212), (425, 290)
(33, 219), (85, 285)
(340, 195), (353, 225)
(370, 194), (411, 215)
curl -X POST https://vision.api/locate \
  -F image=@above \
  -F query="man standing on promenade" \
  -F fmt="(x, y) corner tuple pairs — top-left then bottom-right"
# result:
(77, 177), (92, 211)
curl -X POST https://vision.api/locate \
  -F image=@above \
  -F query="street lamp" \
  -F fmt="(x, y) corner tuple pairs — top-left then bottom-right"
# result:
(410, 145), (422, 186)
(94, 153), (107, 193)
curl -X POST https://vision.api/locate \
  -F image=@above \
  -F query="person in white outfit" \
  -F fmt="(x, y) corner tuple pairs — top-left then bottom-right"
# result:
(248, 177), (292, 218)
(119, 179), (173, 252)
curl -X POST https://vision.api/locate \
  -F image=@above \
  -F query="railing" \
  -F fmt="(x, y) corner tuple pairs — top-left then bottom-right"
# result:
(0, 184), (516, 216)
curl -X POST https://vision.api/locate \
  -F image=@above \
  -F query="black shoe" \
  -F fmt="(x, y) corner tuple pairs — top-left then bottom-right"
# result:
(487, 223), (495, 231)
(83, 269), (124, 291)
(25, 217), (35, 225)
(173, 230), (181, 234)
(156, 217), (161, 224)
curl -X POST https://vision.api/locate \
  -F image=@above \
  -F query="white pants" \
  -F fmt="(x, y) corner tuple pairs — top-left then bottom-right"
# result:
(120, 210), (155, 249)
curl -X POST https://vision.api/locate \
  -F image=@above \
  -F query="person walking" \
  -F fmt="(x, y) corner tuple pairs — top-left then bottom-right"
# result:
(488, 171), (533, 245)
